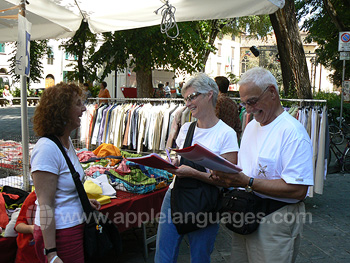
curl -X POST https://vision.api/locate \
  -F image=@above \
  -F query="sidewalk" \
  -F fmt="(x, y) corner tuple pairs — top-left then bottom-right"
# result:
(1, 106), (350, 262)
(118, 172), (350, 263)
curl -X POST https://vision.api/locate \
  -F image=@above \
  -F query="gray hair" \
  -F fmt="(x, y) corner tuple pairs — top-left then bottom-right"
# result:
(182, 73), (219, 106)
(238, 67), (279, 94)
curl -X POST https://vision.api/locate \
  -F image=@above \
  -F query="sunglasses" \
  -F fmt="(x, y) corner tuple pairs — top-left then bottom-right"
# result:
(184, 92), (203, 102)
(240, 87), (269, 107)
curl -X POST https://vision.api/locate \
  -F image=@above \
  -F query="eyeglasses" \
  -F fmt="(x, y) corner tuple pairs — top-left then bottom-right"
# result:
(240, 87), (270, 107)
(184, 92), (203, 103)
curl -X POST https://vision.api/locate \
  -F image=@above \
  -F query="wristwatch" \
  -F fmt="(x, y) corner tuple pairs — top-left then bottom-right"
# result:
(245, 177), (254, 192)
(44, 247), (57, 255)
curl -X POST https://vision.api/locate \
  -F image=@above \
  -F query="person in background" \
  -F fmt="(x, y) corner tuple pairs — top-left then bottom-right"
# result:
(31, 83), (100, 263)
(153, 83), (165, 98)
(14, 191), (40, 263)
(164, 82), (171, 98)
(155, 73), (239, 263)
(213, 67), (314, 263)
(215, 76), (242, 140)
(98, 81), (110, 105)
(83, 83), (92, 104)
(3, 85), (13, 106)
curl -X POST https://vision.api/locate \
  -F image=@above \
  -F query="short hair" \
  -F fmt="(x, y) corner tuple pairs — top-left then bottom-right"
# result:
(215, 76), (229, 93)
(83, 82), (89, 87)
(182, 73), (219, 106)
(158, 83), (164, 89)
(32, 82), (83, 137)
(238, 67), (279, 94)
(101, 81), (107, 88)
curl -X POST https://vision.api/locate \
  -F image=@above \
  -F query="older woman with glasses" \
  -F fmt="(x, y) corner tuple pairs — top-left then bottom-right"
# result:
(155, 73), (239, 263)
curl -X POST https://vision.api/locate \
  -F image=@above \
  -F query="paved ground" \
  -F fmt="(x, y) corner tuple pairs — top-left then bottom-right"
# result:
(1, 105), (350, 262)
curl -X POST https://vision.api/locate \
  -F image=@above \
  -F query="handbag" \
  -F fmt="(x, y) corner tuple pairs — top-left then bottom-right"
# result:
(220, 189), (263, 235)
(170, 122), (221, 235)
(45, 136), (122, 262)
(220, 189), (289, 235)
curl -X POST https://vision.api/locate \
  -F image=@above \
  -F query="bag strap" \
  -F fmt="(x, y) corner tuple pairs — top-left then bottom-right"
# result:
(44, 135), (94, 215)
(179, 122), (206, 172)
(184, 121), (197, 148)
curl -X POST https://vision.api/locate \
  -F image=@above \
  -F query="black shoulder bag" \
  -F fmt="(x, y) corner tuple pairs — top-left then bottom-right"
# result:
(45, 136), (122, 262)
(170, 122), (221, 235)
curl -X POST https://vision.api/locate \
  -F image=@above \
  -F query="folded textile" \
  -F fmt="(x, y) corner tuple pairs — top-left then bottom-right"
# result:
(84, 180), (111, 205)
(86, 174), (116, 197)
(93, 143), (122, 166)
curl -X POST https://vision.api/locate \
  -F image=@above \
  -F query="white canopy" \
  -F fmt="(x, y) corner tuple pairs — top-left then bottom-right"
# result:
(0, 0), (284, 42)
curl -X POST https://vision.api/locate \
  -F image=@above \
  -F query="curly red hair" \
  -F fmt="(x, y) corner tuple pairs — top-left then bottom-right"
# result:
(32, 82), (83, 137)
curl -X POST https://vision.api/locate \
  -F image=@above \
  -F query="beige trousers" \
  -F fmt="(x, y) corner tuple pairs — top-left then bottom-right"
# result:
(230, 202), (306, 263)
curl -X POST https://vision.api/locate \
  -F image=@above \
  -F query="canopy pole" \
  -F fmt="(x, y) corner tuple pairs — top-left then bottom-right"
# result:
(19, 0), (30, 192)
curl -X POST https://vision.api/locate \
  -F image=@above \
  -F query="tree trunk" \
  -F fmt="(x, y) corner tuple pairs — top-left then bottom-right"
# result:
(136, 66), (153, 98)
(270, 0), (312, 99)
(201, 20), (226, 71)
(322, 0), (349, 31)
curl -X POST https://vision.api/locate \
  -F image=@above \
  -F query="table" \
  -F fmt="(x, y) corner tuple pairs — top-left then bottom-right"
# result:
(100, 187), (168, 258)
(100, 187), (167, 232)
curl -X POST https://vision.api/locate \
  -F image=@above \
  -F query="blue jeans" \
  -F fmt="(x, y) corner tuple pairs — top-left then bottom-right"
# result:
(155, 189), (219, 263)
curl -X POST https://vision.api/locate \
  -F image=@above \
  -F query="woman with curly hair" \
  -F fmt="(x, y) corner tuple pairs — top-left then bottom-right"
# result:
(31, 82), (100, 263)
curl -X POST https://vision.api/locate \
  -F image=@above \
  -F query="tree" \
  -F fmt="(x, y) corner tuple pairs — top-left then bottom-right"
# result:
(296, 0), (350, 87)
(90, 22), (211, 97)
(90, 17), (276, 98)
(270, 0), (312, 98)
(60, 21), (98, 84)
(8, 40), (49, 91)
(200, 16), (273, 71)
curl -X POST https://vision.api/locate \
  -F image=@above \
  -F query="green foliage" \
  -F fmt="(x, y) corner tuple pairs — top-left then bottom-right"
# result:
(226, 72), (239, 84)
(8, 40), (49, 88)
(236, 15), (273, 37)
(296, 0), (350, 86)
(312, 91), (350, 122)
(60, 22), (98, 83)
(12, 87), (21, 97)
(90, 85), (100, 98)
(90, 21), (212, 82)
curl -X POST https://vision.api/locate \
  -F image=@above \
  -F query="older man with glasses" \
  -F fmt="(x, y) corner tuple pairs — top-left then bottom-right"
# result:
(214, 67), (314, 263)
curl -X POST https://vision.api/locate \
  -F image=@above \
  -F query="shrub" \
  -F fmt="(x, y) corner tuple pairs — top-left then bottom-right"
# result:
(313, 91), (350, 123)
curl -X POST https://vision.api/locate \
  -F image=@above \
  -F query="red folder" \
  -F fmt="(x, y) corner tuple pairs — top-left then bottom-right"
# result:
(126, 153), (177, 170)
(174, 143), (241, 173)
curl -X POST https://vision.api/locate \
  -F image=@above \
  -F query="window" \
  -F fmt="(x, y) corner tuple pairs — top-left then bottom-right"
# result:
(47, 47), (54, 65)
(241, 57), (249, 75)
(217, 63), (221, 76)
(65, 52), (78, 61)
(0, 43), (5, 53)
(217, 43), (222, 57)
(63, 71), (68, 82)
(230, 47), (235, 72)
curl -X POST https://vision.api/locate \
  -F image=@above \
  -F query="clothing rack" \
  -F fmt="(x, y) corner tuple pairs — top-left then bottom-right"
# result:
(228, 97), (327, 105)
(90, 97), (327, 105)
(88, 98), (184, 103)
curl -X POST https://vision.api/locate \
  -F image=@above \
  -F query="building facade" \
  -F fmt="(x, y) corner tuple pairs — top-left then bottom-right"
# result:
(0, 31), (336, 96)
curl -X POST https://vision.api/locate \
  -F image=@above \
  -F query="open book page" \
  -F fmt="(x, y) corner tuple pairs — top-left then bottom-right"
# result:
(126, 153), (177, 170)
(174, 143), (241, 173)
